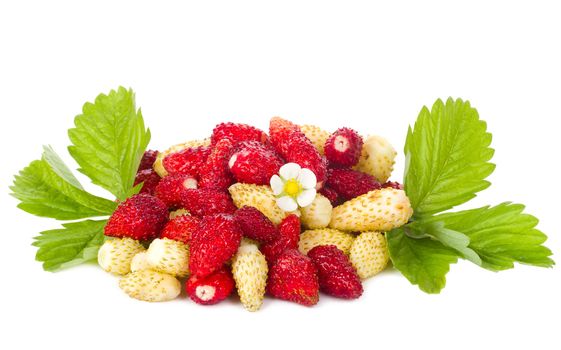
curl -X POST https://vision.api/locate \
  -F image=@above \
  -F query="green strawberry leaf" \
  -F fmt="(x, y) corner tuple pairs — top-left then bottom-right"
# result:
(387, 227), (459, 294)
(404, 98), (495, 219)
(33, 220), (107, 271)
(426, 203), (554, 271)
(10, 147), (117, 220)
(68, 87), (150, 201)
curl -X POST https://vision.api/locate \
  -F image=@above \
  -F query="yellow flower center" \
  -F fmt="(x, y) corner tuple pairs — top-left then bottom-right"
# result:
(284, 179), (302, 197)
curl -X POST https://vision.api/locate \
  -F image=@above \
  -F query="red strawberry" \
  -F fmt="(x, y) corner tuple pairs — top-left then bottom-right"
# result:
(199, 139), (235, 191)
(179, 188), (236, 217)
(190, 214), (242, 277)
(267, 249), (319, 306)
(104, 194), (168, 241)
(211, 122), (268, 146)
(138, 150), (159, 171)
(269, 117), (301, 156)
(324, 127), (363, 167)
(134, 169), (161, 195)
(154, 174), (198, 208)
(382, 181), (404, 190)
(163, 146), (211, 177)
(160, 215), (200, 244)
(319, 186), (340, 206)
(228, 141), (284, 185)
(269, 117), (327, 187)
(307, 245), (363, 299)
(327, 168), (381, 201)
(260, 214), (301, 264)
(235, 206), (279, 243)
(186, 267), (235, 305)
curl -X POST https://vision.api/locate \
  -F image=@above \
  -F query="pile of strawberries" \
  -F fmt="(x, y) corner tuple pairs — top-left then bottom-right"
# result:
(98, 117), (413, 311)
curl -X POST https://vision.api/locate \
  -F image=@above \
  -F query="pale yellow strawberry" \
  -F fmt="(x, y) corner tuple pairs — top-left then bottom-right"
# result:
(119, 270), (181, 302)
(98, 238), (144, 275)
(300, 124), (330, 155)
(169, 208), (190, 220)
(354, 135), (397, 183)
(231, 243), (268, 312)
(130, 251), (152, 272)
(228, 183), (298, 225)
(349, 231), (389, 279)
(330, 188), (413, 232)
(146, 238), (190, 277)
(298, 228), (355, 255)
(153, 139), (211, 177)
(300, 194), (332, 229)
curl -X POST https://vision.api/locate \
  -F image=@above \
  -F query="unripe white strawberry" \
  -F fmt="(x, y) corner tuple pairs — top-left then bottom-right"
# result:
(231, 243), (268, 312)
(354, 135), (397, 183)
(329, 188), (413, 232)
(349, 231), (389, 279)
(300, 194), (333, 229)
(119, 270), (181, 302)
(300, 124), (330, 155)
(130, 251), (151, 272)
(299, 228), (355, 255)
(146, 238), (190, 277)
(98, 238), (144, 275)
(169, 208), (190, 220)
(229, 183), (298, 225)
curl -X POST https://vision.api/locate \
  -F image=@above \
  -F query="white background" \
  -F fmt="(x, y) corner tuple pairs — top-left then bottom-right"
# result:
(1, 1), (560, 349)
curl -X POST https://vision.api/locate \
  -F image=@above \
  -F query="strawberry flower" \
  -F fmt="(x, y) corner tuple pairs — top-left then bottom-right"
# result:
(270, 163), (317, 212)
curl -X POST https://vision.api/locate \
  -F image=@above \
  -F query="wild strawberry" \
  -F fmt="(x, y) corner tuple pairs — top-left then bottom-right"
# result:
(134, 169), (161, 195)
(160, 214), (200, 244)
(267, 249), (319, 306)
(104, 194), (168, 241)
(154, 174), (198, 208)
(180, 188), (236, 217)
(235, 206), (279, 243)
(232, 242), (268, 311)
(98, 238), (145, 275)
(382, 181), (404, 190)
(228, 183), (295, 225)
(199, 139), (235, 191)
(153, 139), (210, 177)
(211, 122), (268, 146)
(299, 228), (355, 255)
(324, 127), (363, 167)
(307, 245), (363, 299)
(260, 214), (301, 263)
(269, 117), (301, 156)
(146, 238), (190, 277)
(269, 117), (327, 186)
(329, 188), (413, 232)
(138, 150), (159, 171)
(300, 194), (333, 229)
(319, 186), (340, 206)
(190, 214), (242, 277)
(354, 135), (397, 183)
(119, 270), (181, 302)
(349, 231), (389, 279)
(186, 267), (235, 305)
(228, 141), (284, 185)
(327, 168), (381, 201)
(300, 124), (330, 155)
(162, 145), (211, 178)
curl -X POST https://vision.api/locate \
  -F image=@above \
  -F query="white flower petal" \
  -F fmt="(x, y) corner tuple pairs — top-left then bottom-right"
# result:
(270, 175), (284, 195)
(297, 188), (317, 208)
(297, 168), (317, 189)
(276, 196), (299, 212)
(279, 163), (301, 180)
